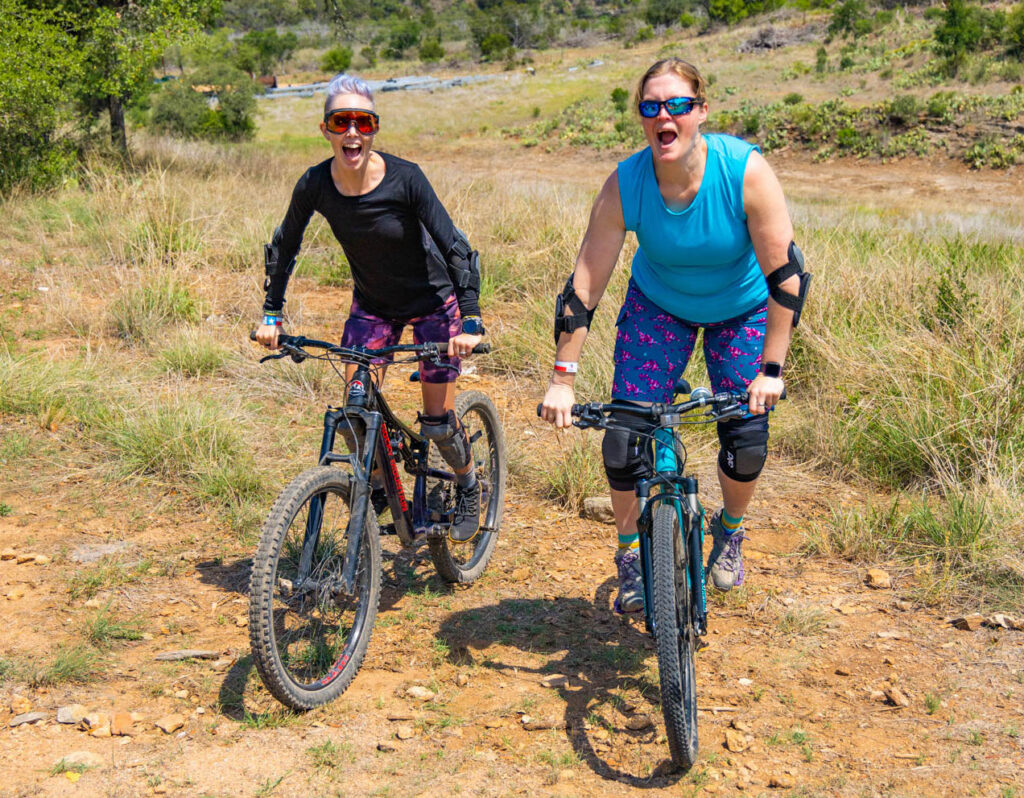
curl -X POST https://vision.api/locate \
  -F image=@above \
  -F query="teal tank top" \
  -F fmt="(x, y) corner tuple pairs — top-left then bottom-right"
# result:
(617, 133), (767, 324)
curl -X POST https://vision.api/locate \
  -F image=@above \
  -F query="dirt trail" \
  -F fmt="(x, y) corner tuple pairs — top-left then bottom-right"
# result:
(2, 374), (1023, 796)
(3, 152), (1024, 796)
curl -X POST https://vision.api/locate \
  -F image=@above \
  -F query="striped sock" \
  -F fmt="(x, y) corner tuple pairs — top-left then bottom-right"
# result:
(618, 533), (639, 550)
(721, 510), (744, 536)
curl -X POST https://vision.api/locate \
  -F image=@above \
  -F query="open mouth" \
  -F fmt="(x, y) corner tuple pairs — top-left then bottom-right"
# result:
(657, 130), (678, 147)
(341, 143), (363, 161)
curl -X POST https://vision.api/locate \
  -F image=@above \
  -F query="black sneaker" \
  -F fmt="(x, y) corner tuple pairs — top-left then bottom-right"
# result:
(449, 481), (481, 543)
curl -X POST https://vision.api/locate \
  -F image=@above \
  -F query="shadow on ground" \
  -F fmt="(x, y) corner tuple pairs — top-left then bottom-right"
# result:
(438, 579), (688, 788)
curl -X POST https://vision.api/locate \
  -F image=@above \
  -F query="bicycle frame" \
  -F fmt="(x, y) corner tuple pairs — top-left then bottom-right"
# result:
(633, 426), (708, 639)
(299, 362), (458, 595)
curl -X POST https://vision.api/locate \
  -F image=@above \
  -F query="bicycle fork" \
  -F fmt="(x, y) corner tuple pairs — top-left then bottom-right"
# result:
(297, 371), (382, 597)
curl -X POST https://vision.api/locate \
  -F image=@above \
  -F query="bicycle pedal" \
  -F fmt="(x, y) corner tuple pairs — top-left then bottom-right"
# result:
(426, 524), (450, 539)
(379, 523), (398, 536)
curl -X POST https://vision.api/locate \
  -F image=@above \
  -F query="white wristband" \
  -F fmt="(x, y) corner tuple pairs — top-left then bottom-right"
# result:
(553, 361), (578, 374)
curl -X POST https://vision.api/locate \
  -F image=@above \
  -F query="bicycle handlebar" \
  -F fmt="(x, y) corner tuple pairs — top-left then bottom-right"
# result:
(249, 330), (490, 357)
(535, 387), (786, 426)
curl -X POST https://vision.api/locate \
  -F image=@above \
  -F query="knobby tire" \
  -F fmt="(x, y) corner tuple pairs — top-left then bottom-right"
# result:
(650, 501), (699, 768)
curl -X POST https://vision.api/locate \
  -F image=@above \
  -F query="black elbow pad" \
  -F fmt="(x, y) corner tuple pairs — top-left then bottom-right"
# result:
(264, 226), (296, 279)
(765, 242), (812, 327)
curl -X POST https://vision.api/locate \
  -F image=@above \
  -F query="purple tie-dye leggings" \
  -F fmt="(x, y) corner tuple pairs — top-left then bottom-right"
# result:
(340, 293), (461, 384)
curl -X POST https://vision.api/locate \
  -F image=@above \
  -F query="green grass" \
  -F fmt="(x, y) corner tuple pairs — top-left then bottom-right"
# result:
(26, 644), (103, 687)
(804, 490), (1024, 612)
(83, 604), (146, 647)
(157, 329), (232, 377)
(0, 502), (11, 517)
(67, 557), (153, 600)
(537, 432), (607, 515)
(50, 760), (94, 776)
(108, 271), (204, 345)
(307, 740), (355, 774)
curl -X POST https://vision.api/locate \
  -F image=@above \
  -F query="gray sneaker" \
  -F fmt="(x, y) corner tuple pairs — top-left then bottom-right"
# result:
(706, 510), (746, 591)
(614, 548), (644, 614)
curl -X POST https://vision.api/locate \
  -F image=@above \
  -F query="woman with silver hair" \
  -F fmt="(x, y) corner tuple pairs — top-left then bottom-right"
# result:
(256, 73), (487, 543)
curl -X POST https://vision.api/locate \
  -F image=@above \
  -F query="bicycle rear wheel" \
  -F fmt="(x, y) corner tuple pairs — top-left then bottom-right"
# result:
(651, 500), (699, 768)
(249, 466), (381, 710)
(427, 390), (506, 583)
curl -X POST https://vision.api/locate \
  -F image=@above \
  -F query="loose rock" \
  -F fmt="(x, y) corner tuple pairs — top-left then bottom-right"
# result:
(455, 673), (470, 687)
(111, 712), (135, 736)
(725, 728), (748, 752)
(865, 569), (892, 589)
(769, 774), (796, 789)
(377, 739), (397, 752)
(540, 674), (569, 689)
(154, 650), (220, 661)
(395, 724), (416, 740)
(951, 614), (984, 632)
(405, 686), (436, 701)
(33, 554), (50, 565)
(624, 713), (654, 731)
(57, 704), (88, 725)
(884, 685), (910, 708)
(10, 695), (31, 714)
(0, 548), (16, 560)
(154, 714), (185, 734)
(522, 716), (565, 731)
(79, 713), (109, 732)
(10, 711), (47, 727)
(582, 497), (615, 524)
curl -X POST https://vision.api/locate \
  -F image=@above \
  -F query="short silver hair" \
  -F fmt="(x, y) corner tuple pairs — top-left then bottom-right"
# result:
(324, 73), (374, 113)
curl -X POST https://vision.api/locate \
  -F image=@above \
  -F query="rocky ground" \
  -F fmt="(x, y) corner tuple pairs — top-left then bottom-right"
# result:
(2, 385), (1023, 797)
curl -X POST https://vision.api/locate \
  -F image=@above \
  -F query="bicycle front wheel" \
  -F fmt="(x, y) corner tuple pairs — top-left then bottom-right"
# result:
(651, 500), (699, 768)
(249, 467), (381, 710)
(427, 390), (506, 584)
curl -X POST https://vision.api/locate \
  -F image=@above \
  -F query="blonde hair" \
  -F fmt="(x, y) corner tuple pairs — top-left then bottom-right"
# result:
(634, 58), (707, 113)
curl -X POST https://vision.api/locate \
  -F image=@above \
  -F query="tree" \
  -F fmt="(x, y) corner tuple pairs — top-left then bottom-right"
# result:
(24, 0), (216, 153)
(419, 39), (445, 62)
(1008, 2), (1024, 58)
(933, 0), (983, 76)
(828, 0), (871, 38)
(0, 0), (80, 194)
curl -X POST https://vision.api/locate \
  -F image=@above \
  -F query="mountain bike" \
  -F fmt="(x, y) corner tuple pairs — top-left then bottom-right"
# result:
(540, 382), (779, 768)
(248, 333), (506, 710)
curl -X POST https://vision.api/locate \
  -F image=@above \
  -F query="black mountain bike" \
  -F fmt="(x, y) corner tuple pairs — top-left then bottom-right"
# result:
(248, 333), (506, 710)
(542, 382), (778, 768)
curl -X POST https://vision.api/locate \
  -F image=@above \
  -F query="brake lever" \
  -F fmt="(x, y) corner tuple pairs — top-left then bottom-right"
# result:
(259, 352), (289, 363)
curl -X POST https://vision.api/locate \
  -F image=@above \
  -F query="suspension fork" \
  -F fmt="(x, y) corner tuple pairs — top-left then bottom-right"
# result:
(681, 476), (707, 636)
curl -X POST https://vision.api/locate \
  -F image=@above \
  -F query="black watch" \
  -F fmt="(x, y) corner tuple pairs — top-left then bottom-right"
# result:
(761, 361), (784, 379)
(461, 316), (485, 335)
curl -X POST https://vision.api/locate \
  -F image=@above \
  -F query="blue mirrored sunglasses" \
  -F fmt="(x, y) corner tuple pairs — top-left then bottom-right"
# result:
(638, 96), (701, 118)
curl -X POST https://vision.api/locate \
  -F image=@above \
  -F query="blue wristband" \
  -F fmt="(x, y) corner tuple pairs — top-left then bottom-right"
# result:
(262, 314), (282, 327)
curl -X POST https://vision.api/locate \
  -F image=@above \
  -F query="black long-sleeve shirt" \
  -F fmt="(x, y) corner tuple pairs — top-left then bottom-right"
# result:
(263, 152), (480, 319)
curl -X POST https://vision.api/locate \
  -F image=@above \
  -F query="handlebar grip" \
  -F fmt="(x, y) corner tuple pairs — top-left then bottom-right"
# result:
(472, 343), (491, 354)
(249, 330), (257, 341)
(536, 403), (543, 417)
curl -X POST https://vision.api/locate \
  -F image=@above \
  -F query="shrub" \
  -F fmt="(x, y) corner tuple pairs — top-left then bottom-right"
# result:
(610, 87), (629, 113)
(884, 94), (922, 126)
(829, 0), (870, 38)
(385, 20), (421, 59)
(419, 39), (444, 62)
(321, 45), (353, 73)
(150, 66), (257, 141)
(784, 92), (804, 105)
(815, 46), (828, 74)
(480, 32), (512, 60)
(360, 46), (377, 68)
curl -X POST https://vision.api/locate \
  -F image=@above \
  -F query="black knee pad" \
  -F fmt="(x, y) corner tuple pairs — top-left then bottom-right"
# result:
(419, 410), (472, 471)
(717, 414), (769, 483)
(602, 404), (653, 491)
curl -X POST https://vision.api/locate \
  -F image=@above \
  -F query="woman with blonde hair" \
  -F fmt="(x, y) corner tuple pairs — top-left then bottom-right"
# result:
(539, 58), (810, 612)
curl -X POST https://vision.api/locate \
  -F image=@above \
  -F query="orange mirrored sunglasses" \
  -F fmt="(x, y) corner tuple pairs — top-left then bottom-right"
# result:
(323, 108), (379, 135)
